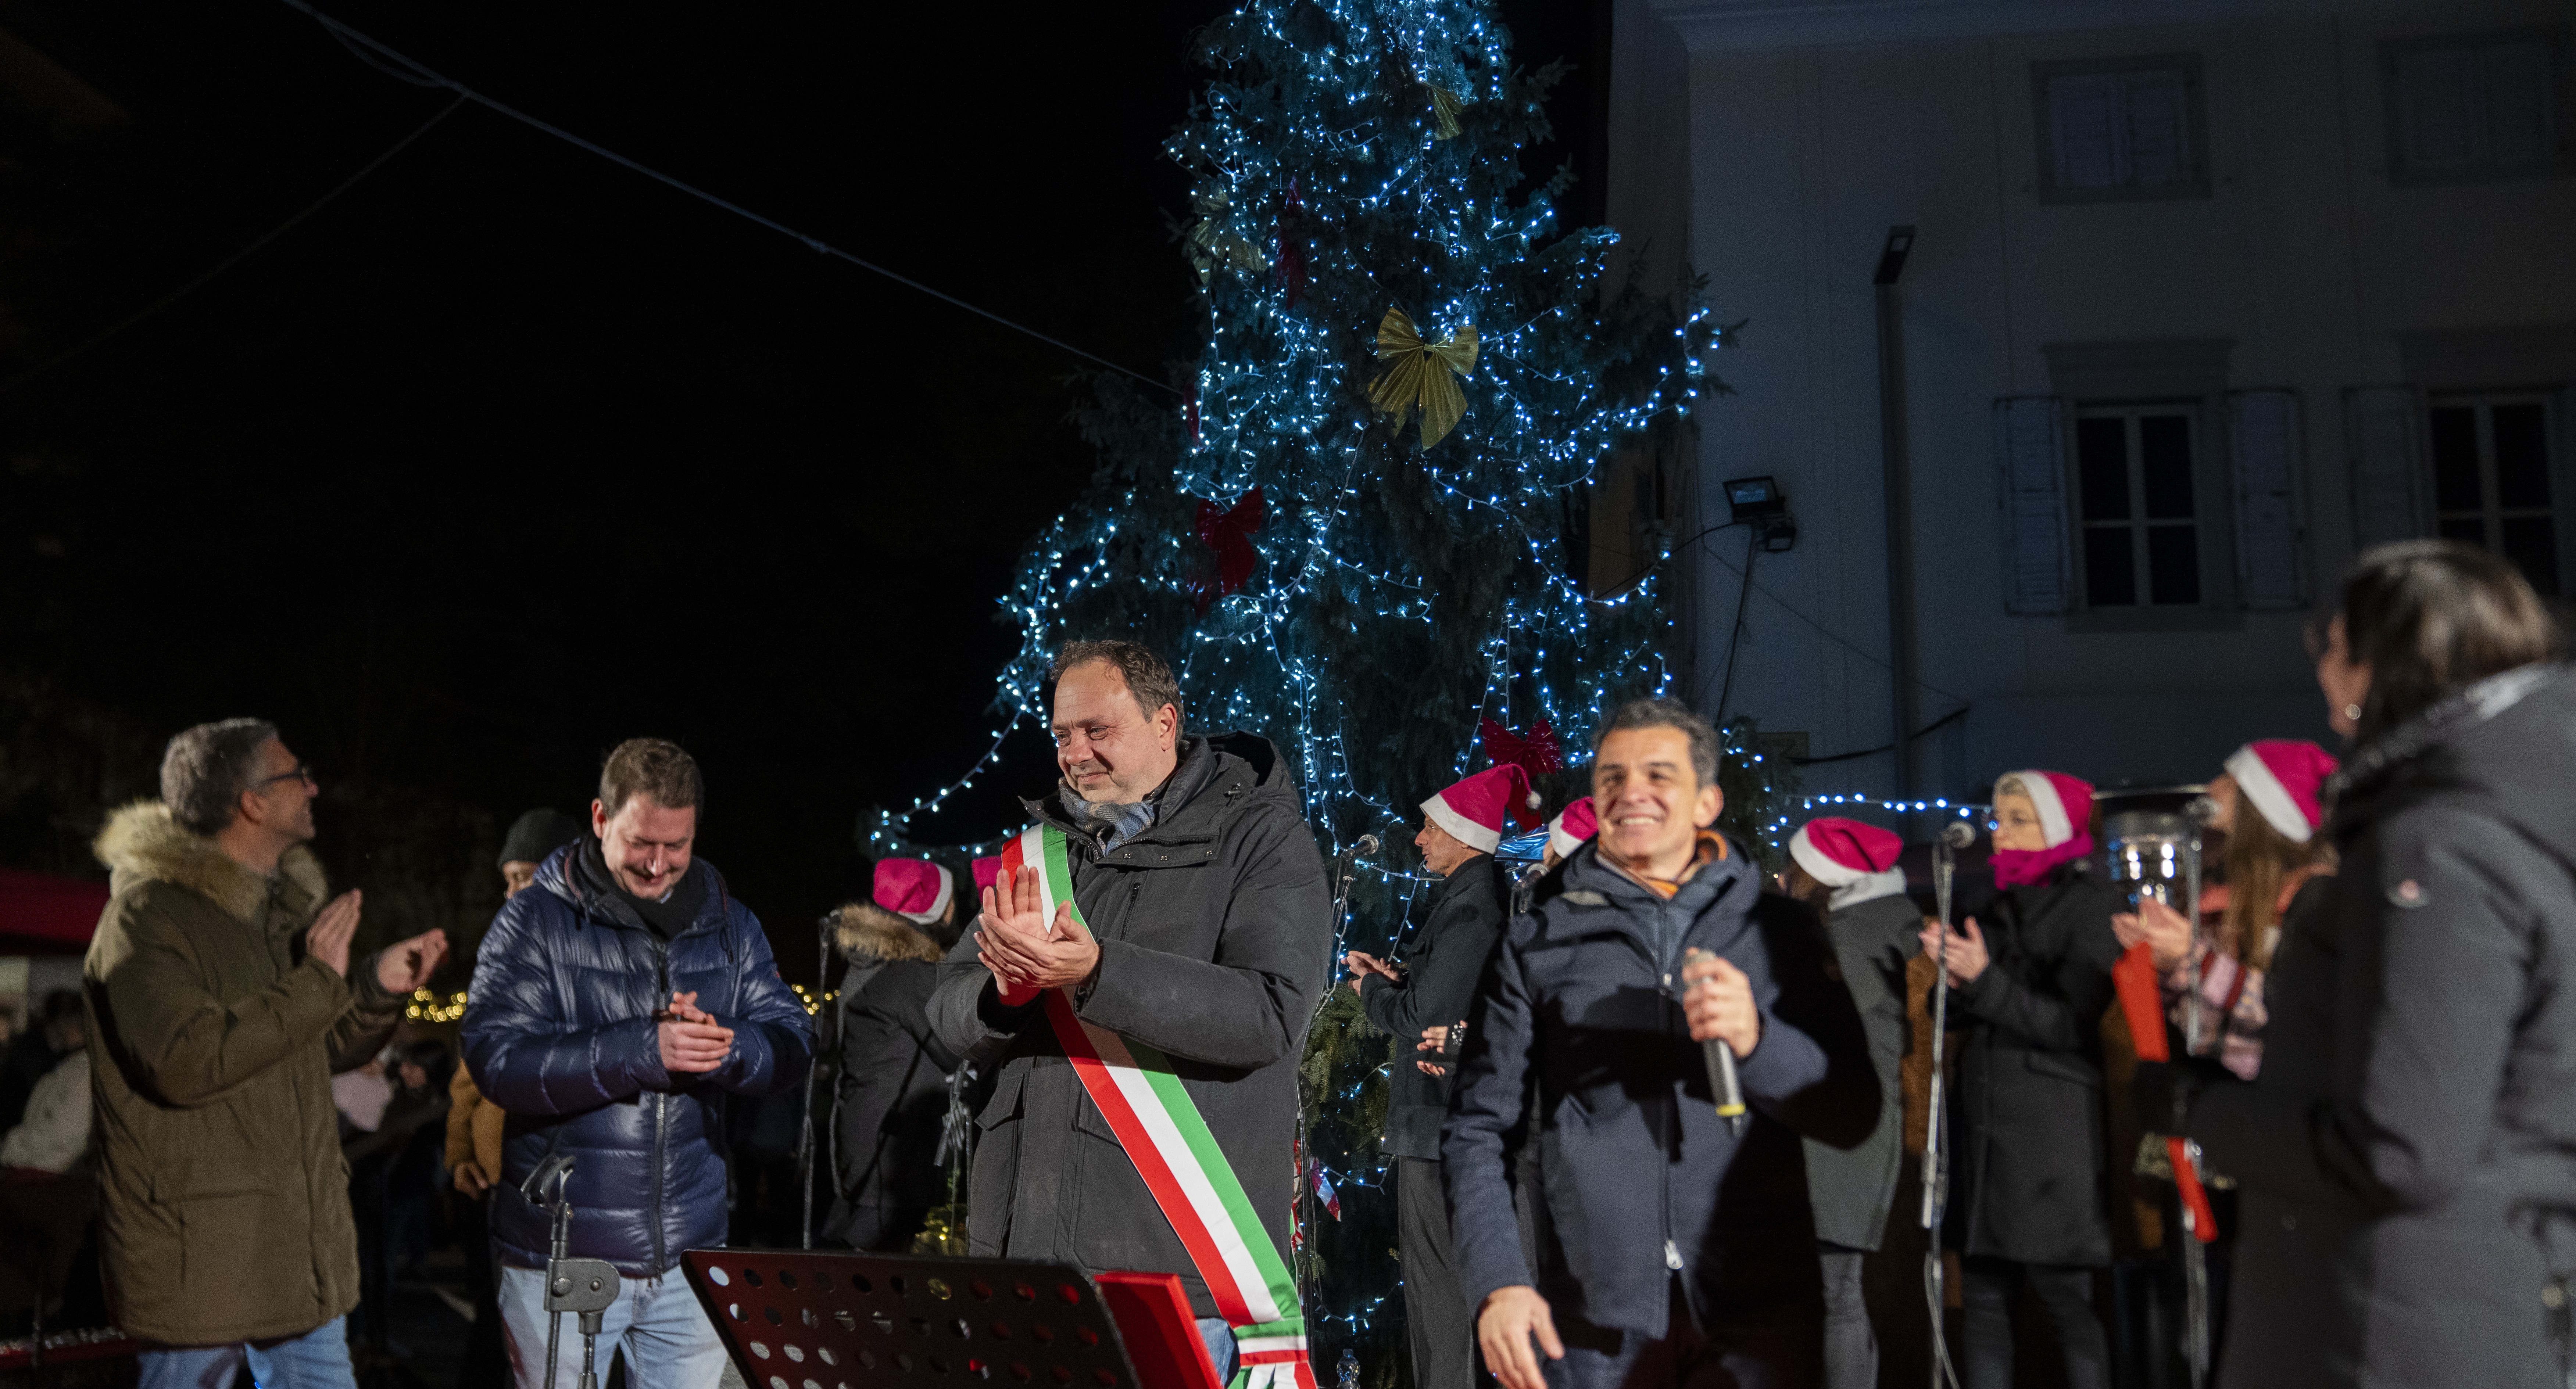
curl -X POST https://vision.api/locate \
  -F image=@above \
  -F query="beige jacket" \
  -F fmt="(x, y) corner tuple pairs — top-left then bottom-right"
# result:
(84, 802), (401, 1345)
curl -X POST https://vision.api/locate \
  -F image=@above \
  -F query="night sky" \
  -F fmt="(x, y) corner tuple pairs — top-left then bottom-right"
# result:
(0, 0), (1606, 980)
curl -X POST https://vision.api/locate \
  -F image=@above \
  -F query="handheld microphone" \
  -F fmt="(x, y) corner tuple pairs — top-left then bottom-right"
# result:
(1939, 819), (1976, 849)
(1681, 948), (1748, 1137)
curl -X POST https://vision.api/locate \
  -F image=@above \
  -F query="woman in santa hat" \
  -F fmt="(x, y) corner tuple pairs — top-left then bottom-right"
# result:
(1778, 817), (1920, 1389)
(2113, 740), (2339, 1081)
(1920, 770), (2124, 1389)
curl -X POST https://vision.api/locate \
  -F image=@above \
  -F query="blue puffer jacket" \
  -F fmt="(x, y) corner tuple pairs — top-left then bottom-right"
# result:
(462, 845), (814, 1275)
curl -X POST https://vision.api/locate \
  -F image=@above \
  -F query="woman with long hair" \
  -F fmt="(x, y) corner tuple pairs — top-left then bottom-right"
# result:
(1921, 770), (2123, 1389)
(2147, 539), (2575, 1387)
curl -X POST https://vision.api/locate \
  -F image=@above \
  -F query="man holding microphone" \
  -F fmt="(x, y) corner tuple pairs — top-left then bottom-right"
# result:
(1443, 699), (1878, 1389)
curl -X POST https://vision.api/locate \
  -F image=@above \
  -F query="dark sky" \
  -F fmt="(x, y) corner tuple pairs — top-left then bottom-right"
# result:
(0, 0), (1606, 979)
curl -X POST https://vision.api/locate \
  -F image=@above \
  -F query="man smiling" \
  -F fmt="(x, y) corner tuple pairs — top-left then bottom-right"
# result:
(927, 640), (1331, 1384)
(1443, 699), (1878, 1389)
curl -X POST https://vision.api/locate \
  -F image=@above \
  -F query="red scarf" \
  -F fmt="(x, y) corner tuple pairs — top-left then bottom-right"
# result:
(1991, 833), (2094, 890)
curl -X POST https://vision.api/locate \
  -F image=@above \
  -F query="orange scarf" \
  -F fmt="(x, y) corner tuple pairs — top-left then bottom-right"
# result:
(1600, 829), (1729, 898)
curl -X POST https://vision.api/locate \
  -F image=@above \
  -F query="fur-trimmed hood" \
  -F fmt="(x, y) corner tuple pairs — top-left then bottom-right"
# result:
(831, 901), (944, 965)
(93, 800), (326, 926)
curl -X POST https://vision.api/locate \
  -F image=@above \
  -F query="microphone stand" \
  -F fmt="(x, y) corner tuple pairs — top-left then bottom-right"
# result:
(798, 912), (831, 1250)
(523, 1156), (619, 1389)
(2177, 816), (2211, 1389)
(1921, 822), (1966, 1389)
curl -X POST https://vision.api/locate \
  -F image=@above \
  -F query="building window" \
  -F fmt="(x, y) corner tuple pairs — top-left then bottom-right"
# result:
(2384, 28), (2572, 184)
(2033, 55), (2209, 203)
(2075, 405), (2202, 606)
(2429, 394), (2559, 595)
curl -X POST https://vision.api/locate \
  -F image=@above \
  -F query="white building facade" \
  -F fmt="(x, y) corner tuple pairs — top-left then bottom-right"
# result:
(1602, 0), (2575, 801)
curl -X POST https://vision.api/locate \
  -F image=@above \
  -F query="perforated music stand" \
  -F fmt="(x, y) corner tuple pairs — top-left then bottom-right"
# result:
(680, 1250), (1221, 1389)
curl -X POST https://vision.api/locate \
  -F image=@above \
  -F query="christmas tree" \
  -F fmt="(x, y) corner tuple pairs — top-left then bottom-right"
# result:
(864, 0), (1725, 1380)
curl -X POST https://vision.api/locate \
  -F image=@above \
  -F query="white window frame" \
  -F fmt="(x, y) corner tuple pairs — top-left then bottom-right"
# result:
(2072, 403), (2208, 609)
(2426, 391), (2563, 596)
(2032, 54), (2211, 205)
(2382, 26), (2574, 186)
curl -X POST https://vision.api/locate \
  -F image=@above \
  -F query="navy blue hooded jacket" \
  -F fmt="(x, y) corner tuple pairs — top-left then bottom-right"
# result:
(463, 844), (814, 1274)
(1442, 836), (1877, 1339)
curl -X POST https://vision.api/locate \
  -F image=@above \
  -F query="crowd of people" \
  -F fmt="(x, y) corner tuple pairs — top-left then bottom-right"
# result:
(47, 537), (2576, 1389)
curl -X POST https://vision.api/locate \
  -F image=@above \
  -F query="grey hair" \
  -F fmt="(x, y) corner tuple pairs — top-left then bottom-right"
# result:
(161, 718), (282, 836)
(1595, 698), (1722, 787)
(1051, 639), (1183, 726)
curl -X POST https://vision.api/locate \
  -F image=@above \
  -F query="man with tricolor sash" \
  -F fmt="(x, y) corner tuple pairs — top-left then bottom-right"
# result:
(927, 640), (1332, 1389)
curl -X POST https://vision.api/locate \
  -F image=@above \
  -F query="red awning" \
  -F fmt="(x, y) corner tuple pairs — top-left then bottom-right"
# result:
(0, 868), (110, 956)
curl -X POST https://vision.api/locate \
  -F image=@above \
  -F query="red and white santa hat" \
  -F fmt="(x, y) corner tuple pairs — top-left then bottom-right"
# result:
(1423, 764), (1538, 855)
(2223, 740), (2338, 843)
(1993, 770), (2096, 848)
(874, 857), (954, 926)
(1546, 797), (1596, 861)
(1789, 817), (1903, 886)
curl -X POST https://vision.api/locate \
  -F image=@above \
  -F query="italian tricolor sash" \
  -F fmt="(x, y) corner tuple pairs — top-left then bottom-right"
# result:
(998, 824), (1316, 1389)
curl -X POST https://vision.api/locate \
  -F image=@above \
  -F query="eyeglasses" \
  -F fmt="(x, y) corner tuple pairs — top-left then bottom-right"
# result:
(256, 764), (316, 790)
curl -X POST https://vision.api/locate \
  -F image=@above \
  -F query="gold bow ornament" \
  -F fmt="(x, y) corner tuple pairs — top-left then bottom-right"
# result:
(1368, 309), (1478, 448)
(1427, 84), (1464, 140)
(1184, 190), (1270, 285)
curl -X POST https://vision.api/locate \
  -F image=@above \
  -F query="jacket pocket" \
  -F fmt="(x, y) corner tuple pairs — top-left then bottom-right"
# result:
(2022, 1049), (2104, 1090)
(976, 1065), (1026, 1131)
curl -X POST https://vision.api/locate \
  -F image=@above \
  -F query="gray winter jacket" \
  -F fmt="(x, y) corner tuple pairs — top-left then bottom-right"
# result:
(1804, 889), (1921, 1250)
(925, 733), (1331, 1318)
(2189, 662), (2576, 1389)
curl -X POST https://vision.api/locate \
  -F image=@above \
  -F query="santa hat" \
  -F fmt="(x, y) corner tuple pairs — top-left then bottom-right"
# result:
(1423, 764), (1538, 855)
(873, 857), (954, 926)
(1546, 797), (1596, 861)
(1789, 816), (1909, 910)
(1994, 770), (2095, 848)
(1788, 817), (1903, 885)
(2224, 740), (2338, 843)
(971, 855), (1003, 894)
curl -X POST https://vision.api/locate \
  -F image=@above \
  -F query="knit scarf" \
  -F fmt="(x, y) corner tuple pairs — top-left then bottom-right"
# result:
(1991, 833), (2094, 891)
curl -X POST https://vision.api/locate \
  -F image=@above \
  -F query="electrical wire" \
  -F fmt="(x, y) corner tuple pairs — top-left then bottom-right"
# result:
(0, 92), (468, 397)
(277, 0), (1180, 395)
(1710, 527), (1757, 719)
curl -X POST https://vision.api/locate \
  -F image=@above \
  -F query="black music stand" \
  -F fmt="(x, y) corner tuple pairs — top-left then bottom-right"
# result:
(681, 1250), (1210, 1389)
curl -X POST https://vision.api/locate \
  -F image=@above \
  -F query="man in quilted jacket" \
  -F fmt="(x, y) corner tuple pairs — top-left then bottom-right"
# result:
(463, 738), (813, 1389)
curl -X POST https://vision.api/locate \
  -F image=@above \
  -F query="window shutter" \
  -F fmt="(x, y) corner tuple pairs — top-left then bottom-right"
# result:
(2121, 70), (2191, 184)
(1995, 396), (2073, 614)
(2346, 386), (2426, 549)
(2229, 390), (2307, 609)
(2048, 74), (2121, 188)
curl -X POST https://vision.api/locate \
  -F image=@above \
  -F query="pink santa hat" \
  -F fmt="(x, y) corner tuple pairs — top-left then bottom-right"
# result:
(1789, 817), (1909, 908)
(873, 857), (954, 926)
(1423, 764), (1539, 855)
(970, 855), (1003, 894)
(1994, 769), (2095, 848)
(1546, 797), (1596, 861)
(2223, 740), (2338, 843)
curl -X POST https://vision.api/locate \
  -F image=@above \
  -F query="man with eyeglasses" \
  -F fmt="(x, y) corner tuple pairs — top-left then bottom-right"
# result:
(86, 718), (450, 1388)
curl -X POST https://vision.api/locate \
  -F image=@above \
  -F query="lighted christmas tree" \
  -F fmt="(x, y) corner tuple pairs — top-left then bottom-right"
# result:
(863, 0), (1727, 1380)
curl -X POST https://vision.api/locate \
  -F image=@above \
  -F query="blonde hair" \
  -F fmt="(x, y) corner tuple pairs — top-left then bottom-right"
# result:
(2220, 807), (2328, 972)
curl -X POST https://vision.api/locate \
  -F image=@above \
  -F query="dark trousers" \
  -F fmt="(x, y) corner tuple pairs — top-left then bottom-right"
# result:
(1817, 1243), (1874, 1389)
(1398, 1157), (1476, 1389)
(1543, 1277), (1822, 1389)
(1961, 1257), (2106, 1389)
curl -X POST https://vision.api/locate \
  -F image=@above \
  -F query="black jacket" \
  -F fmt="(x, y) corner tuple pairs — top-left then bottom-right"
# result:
(924, 734), (1332, 1318)
(1805, 889), (1922, 1250)
(1945, 858), (2122, 1266)
(1442, 837), (1877, 1339)
(2188, 663), (2576, 1389)
(1361, 853), (1510, 1160)
(463, 848), (815, 1275)
(830, 961), (963, 1250)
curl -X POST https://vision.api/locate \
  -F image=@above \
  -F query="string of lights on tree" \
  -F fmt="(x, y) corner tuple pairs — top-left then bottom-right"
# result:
(855, 1), (1716, 1380)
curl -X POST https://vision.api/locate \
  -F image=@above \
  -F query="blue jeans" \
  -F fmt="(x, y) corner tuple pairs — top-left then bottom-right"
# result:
(500, 1263), (729, 1389)
(136, 1316), (355, 1389)
(1197, 1318), (1239, 1384)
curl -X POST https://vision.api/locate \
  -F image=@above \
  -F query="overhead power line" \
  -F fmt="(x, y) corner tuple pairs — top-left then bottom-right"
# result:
(0, 93), (467, 396)
(276, 0), (1178, 394)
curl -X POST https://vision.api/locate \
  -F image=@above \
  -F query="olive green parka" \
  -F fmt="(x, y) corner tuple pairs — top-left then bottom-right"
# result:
(83, 801), (403, 1345)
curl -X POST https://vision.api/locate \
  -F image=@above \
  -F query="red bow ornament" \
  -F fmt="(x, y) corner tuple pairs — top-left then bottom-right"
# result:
(1480, 718), (1561, 827)
(1192, 486), (1265, 614)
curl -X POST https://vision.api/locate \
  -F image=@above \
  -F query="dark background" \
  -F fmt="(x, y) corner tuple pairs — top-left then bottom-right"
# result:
(0, 0), (1610, 982)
